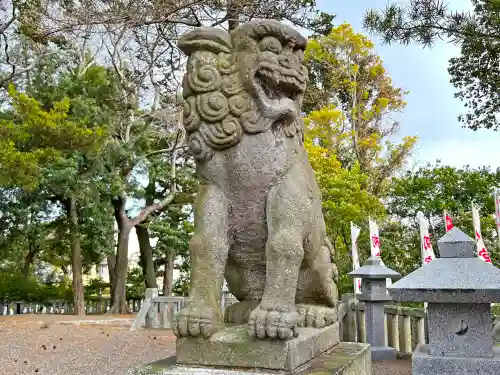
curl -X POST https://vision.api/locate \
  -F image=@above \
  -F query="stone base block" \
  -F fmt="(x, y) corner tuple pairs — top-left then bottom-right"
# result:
(308, 342), (371, 375)
(176, 323), (340, 374)
(370, 346), (396, 361)
(127, 342), (371, 375)
(413, 344), (500, 375)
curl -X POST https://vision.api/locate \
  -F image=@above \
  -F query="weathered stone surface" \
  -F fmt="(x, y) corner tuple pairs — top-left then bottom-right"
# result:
(173, 19), (339, 341)
(349, 256), (401, 280)
(370, 347), (396, 362)
(412, 344), (500, 375)
(176, 324), (340, 373)
(388, 258), (500, 303)
(437, 227), (475, 258)
(308, 342), (371, 375)
(128, 342), (371, 375)
(349, 255), (399, 361)
(389, 227), (500, 375)
(427, 303), (494, 358)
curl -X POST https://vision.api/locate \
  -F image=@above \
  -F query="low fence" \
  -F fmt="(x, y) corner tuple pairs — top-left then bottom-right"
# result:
(339, 294), (500, 355)
(339, 294), (426, 356)
(131, 289), (238, 330)
(0, 297), (144, 316)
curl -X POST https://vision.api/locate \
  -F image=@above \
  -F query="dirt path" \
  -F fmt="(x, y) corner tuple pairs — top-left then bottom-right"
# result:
(0, 315), (176, 375)
(373, 359), (412, 375)
(0, 314), (411, 375)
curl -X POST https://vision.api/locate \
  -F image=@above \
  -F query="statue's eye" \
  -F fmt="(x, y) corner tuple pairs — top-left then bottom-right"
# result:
(259, 37), (283, 54)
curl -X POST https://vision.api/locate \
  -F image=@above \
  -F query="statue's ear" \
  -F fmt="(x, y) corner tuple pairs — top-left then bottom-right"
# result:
(178, 27), (233, 55)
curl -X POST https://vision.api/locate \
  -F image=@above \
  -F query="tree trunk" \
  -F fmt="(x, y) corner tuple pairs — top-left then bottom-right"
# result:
(162, 250), (175, 296)
(108, 223), (132, 314)
(108, 182), (177, 312)
(136, 224), (157, 289)
(22, 243), (37, 278)
(107, 253), (116, 298)
(66, 197), (85, 316)
(107, 195), (132, 314)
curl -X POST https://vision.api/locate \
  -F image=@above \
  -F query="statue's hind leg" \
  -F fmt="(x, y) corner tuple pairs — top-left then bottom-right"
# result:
(173, 184), (230, 338)
(295, 211), (339, 328)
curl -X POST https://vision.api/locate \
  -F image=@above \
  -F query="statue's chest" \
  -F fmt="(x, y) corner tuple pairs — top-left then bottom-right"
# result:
(225, 132), (298, 189)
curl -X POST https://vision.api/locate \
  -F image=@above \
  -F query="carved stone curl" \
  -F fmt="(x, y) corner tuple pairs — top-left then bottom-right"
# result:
(173, 20), (339, 342)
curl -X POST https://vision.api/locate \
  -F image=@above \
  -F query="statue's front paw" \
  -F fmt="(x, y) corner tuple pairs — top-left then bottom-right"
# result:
(248, 306), (299, 340)
(296, 304), (337, 328)
(172, 304), (223, 339)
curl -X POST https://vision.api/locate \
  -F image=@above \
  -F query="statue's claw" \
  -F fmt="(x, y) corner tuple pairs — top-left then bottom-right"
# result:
(173, 304), (223, 339)
(296, 304), (337, 328)
(248, 306), (299, 340)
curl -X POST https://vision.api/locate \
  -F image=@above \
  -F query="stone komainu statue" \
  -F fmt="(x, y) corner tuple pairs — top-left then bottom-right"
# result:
(173, 20), (339, 340)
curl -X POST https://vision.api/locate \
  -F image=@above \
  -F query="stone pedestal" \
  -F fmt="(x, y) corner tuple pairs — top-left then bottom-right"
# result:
(129, 342), (371, 375)
(176, 324), (339, 374)
(412, 345), (500, 375)
(388, 227), (500, 375)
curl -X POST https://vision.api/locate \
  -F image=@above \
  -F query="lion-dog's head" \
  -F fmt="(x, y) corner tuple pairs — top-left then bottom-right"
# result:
(178, 20), (308, 161)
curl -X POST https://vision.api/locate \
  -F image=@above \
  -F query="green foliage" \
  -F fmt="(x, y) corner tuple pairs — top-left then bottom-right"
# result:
(302, 23), (418, 295)
(150, 206), (193, 295)
(364, 0), (500, 130)
(126, 267), (146, 300)
(84, 277), (110, 297)
(304, 24), (418, 196)
(0, 269), (73, 303)
(388, 163), (500, 266)
(493, 304), (500, 317)
(0, 85), (106, 190)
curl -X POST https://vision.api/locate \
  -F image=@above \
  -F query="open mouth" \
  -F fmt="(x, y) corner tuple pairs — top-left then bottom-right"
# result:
(255, 66), (305, 102)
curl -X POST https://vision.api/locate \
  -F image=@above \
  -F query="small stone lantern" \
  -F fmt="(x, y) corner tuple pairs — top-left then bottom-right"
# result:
(388, 227), (500, 375)
(349, 255), (401, 360)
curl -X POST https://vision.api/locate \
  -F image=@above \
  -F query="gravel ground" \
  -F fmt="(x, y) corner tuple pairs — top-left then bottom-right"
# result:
(373, 360), (412, 375)
(0, 315), (411, 375)
(0, 315), (176, 375)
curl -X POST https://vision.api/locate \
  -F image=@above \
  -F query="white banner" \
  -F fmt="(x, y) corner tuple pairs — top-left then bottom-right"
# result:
(495, 190), (500, 246)
(369, 218), (381, 258)
(351, 222), (362, 295)
(369, 218), (391, 288)
(419, 218), (436, 266)
(472, 203), (492, 264)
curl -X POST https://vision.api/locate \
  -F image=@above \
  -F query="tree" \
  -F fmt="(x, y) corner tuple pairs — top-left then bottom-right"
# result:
(388, 163), (500, 266)
(0, 0), (61, 92)
(149, 206), (192, 296)
(304, 23), (418, 196)
(0, 82), (110, 314)
(135, 153), (197, 291)
(302, 23), (418, 294)
(304, 137), (386, 294)
(363, 0), (500, 131)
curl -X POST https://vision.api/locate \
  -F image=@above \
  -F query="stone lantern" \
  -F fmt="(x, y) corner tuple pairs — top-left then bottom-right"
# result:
(349, 255), (401, 360)
(388, 227), (500, 375)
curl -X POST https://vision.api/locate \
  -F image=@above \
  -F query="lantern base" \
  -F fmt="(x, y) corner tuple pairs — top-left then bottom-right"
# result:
(413, 344), (500, 375)
(371, 346), (396, 361)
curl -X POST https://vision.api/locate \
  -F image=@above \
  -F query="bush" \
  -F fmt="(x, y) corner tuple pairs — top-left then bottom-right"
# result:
(126, 267), (146, 300)
(0, 270), (73, 303)
(84, 277), (110, 297)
